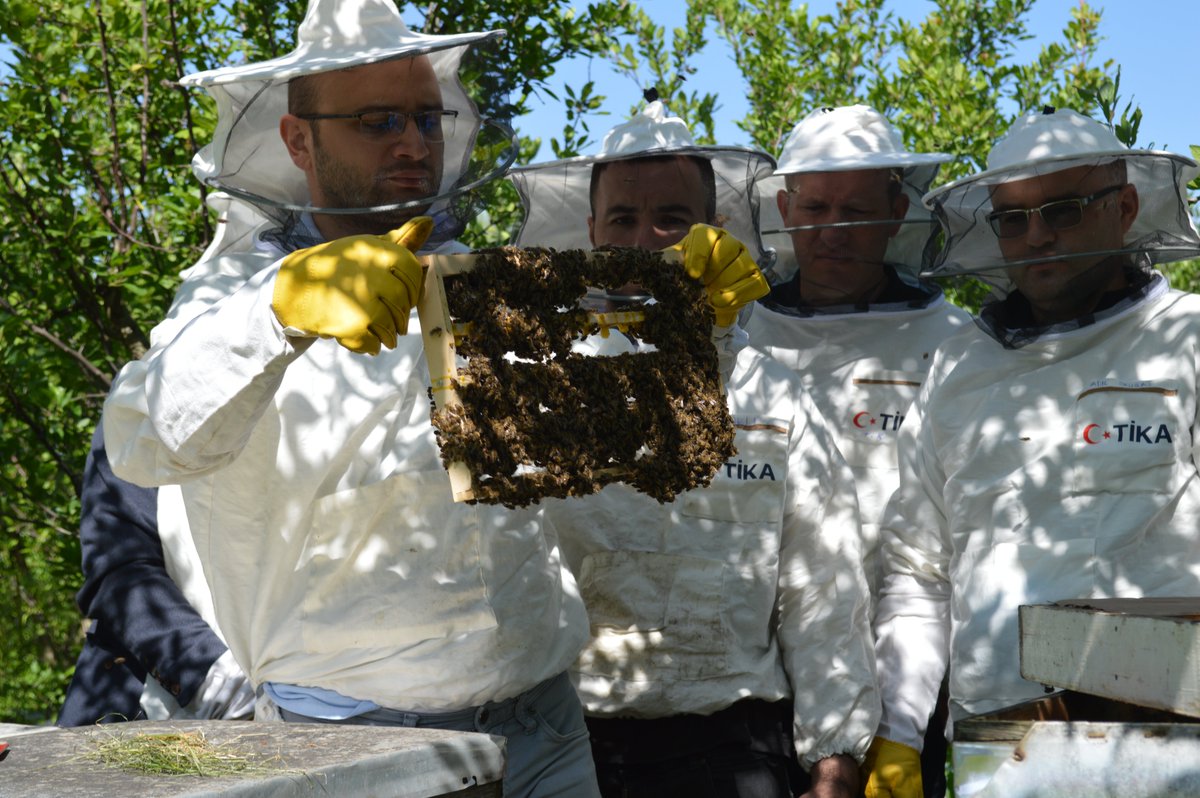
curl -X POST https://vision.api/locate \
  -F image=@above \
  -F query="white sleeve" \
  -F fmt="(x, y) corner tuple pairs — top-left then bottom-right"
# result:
(176, 650), (256, 720)
(711, 321), (749, 384)
(872, 376), (952, 750)
(102, 253), (309, 486)
(781, 391), (880, 768)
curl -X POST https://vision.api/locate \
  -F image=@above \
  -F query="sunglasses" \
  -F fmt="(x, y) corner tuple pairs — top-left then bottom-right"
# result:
(987, 184), (1123, 239)
(297, 109), (458, 143)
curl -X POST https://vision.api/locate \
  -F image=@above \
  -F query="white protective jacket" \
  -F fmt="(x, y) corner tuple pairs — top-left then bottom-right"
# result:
(102, 235), (589, 712)
(874, 276), (1200, 748)
(547, 341), (880, 769)
(745, 293), (969, 595)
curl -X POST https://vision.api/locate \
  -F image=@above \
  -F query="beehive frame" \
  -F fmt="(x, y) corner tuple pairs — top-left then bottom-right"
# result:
(417, 246), (735, 508)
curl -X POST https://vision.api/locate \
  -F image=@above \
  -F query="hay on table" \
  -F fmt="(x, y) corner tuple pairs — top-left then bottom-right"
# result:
(84, 729), (269, 777)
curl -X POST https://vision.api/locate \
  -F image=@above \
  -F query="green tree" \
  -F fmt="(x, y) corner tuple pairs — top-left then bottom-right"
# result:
(600, 2), (721, 143)
(0, 0), (240, 724)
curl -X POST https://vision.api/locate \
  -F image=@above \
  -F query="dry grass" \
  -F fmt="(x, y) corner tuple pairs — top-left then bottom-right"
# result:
(85, 730), (276, 777)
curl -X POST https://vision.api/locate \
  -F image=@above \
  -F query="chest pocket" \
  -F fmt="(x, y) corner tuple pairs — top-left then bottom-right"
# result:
(575, 550), (730, 682)
(835, 369), (923, 472)
(1069, 383), (1186, 495)
(679, 420), (789, 525)
(298, 471), (498, 653)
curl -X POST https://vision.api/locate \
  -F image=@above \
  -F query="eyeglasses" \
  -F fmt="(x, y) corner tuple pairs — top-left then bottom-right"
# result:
(296, 109), (458, 142)
(987, 184), (1123, 239)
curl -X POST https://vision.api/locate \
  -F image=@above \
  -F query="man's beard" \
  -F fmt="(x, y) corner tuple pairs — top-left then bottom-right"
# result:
(312, 150), (441, 236)
(1011, 252), (1127, 324)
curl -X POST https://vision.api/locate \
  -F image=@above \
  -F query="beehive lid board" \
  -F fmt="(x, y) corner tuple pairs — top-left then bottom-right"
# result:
(0, 720), (503, 798)
(1019, 599), (1200, 718)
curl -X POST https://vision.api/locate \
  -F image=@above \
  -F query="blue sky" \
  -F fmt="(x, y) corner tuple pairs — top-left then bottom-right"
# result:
(515, 0), (1198, 159)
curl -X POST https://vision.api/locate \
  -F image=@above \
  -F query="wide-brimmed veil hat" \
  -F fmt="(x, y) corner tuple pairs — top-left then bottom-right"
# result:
(508, 100), (776, 266)
(922, 107), (1200, 279)
(179, 0), (514, 234)
(758, 104), (954, 283)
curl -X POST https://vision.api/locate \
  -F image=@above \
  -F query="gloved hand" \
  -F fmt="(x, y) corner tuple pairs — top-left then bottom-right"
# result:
(180, 649), (256, 720)
(862, 737), (923, 798)
(272, 216), (433, 355)
(669, 223), (769, 326)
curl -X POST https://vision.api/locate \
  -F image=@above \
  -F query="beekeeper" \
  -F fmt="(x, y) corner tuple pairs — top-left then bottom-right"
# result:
(99, 1), (609, 795)
(746, 105), (970, 601)
(864, 107), (1200, 798)
(510, 101), (880, 798)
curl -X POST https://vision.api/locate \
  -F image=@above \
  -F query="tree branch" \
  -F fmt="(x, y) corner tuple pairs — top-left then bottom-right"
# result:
(93, 0), (131, 236)
(166, 0), (211, 240)
(139, 0), (151, 186)
(0, 296), (112, 389)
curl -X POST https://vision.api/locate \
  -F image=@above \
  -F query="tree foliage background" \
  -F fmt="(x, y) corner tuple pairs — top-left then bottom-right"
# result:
(0, 0), (1194, 723)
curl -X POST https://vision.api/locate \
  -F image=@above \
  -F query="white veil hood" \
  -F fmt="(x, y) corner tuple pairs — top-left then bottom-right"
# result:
(922, 107), (1200, 279)
(508, 101), (776, 266)
(179, 0), (510, 224)
(758, 105), (954, 283)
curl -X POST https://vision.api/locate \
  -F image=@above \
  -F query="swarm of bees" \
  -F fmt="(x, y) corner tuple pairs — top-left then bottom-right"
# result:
(424, 246), (735, 508)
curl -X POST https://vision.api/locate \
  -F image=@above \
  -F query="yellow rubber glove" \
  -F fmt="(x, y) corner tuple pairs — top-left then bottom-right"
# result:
(272, 216), (433, 355)
(862, 737), (923, 798)
(669, 223), (770, 326)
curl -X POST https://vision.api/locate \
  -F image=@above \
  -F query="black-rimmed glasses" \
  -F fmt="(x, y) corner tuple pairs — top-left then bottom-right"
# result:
(296, 109), (458, 142)
(987, 184), (1123, 239)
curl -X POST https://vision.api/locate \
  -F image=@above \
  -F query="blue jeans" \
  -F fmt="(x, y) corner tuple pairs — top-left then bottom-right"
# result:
(279, 671), (600, 798)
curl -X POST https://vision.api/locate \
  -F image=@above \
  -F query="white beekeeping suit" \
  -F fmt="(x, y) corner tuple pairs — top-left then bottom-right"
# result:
(746, 105), (970, 598)
(511, 101), (881, 776)
(102, 0), (589, 723)
(873, 107), (1200, 760)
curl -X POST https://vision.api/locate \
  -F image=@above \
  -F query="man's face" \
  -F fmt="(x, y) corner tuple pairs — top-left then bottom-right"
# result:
(588, 158), (710, 250)
(777, 168), (908, 306)
(990, 163), (1138, 324)
(282, 56), (446, 238)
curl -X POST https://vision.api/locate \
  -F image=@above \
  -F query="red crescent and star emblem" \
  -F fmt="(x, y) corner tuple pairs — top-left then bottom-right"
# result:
(852, 411), (871, 429)
(1082, 423), (1101, 445)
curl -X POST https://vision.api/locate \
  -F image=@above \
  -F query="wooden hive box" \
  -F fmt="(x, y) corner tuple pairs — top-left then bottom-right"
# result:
(1019, 597), (1200, 718)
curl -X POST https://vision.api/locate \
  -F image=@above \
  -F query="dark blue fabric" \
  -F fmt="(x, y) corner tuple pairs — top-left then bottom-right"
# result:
(57, 424), (228, 726)
(586, 699), (804, 798)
